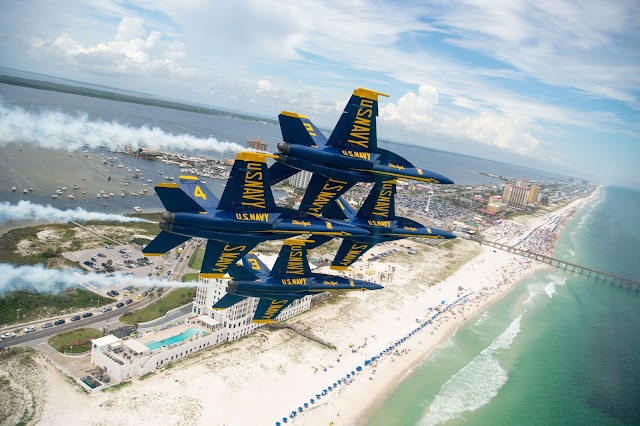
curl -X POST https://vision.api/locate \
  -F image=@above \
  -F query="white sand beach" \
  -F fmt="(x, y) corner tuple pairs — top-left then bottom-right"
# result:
(27, 189), (599, 426)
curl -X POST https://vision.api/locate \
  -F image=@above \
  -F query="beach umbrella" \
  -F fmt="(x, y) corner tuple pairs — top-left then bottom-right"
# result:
(283, 418), (288, 423)
(352, 371), (356, 375)
(365, 360), (370, 366)
(334, 382), (337, 387)
(310, 399), (315, 404)
(356, 366), (362, 371)
(291, 411), (296, 417)
(346, 374), (351, 378)
(304, 403), (309, 408)
(338, 380), (342, 384)
(298, 407), (303, 412)
(328, 386), (333, 391)
(317, 394), (321, 398)
(276, 422), (281, 426)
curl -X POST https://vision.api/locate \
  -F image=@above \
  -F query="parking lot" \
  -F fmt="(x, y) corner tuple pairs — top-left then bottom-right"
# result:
(62, 244), (177, 296)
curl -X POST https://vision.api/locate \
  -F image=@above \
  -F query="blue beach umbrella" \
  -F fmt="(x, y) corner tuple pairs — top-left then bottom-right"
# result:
(304, 403), (308, 408)
(338, 379), (342, 384)
(346, 374), (351, 378)
(276, 422), (281, 426)
(365, 360), (370, 366)
(310, 399), (315, 404)
(334, 382), (337, 387)
(298, 407), (303, 412)
(283, 418), (288, 423)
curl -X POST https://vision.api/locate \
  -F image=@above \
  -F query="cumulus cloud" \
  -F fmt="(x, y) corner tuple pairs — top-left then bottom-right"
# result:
(0, 99), (245, 153)
(381, 85), (541, 154)
(30, 16), (199, 80)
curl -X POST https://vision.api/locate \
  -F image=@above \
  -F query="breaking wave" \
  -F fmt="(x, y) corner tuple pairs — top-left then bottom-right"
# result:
(420, 315), (523, 426)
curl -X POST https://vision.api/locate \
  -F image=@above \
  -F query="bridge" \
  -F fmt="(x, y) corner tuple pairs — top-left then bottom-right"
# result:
(476, 238), (640, 292)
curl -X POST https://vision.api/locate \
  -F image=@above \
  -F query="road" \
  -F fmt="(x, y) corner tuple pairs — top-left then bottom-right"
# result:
(0, 239), (200, 350)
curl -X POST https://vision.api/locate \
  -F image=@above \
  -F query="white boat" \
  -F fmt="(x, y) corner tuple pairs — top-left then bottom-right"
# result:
(100, 190), (105, 194)
(55, 190), (63, 194)
(82, 191), (86, 194)
(132, 192), (138, 196)
(97, 194), (101, 198)
(120, 193), (125, 197)
(109, 193), (115, 197)
(72, 184), (79, 189)
(117, 164), (125, 168)
(68, 194), (75, 199)
(11, 186), (16, 192)
(147, 179), (153, 182)
(52, 194), (58, 199)
(166, 176), (174, 181)
(28, 187), (34, 191)
(133, 206), (142, 212)
(103, 194), (110, 198)
(82, 176), (87, 180)
(135, 169), (140, 172)
(22, 189), (28, 194)
(61, 187), (67, 191)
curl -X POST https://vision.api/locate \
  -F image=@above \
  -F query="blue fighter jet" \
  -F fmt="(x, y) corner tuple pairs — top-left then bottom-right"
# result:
(305, 180), (457, 270)
(212, 239), (383, 323)
(269, 88), (454, 215)
(142, 152), (367, 278)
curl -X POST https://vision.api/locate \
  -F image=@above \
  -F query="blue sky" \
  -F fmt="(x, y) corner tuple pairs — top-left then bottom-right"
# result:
(0, 0), (638, 187)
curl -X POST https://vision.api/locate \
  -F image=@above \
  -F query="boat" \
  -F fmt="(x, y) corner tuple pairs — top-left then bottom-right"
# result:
(120, 193), (125, 197)
(109, 193), (115, 197)
(82, 191), (86, 194)
(166, 176), (174, 181)
(133, 206), (142, 213)
(132, 192), (138, 196)
(11, 186), (16, 192)
(103, 194), (110, 198)
(61, 187), (66, 191)
(147, 179), (153, 182)
(135, 169), (140, 172)
(117, 164), (125, 168)
(82, 177), (87, 180)
(100, 190), (105, 194)
(55, 190), (63, 194)
(68, 194), (75, 199)
(22, 189), (28, 194)
(102, 202), (108, 207)
(97, 194), (101, 198)
(52, 194), (58, 199)
(28, 187), (34, 192)
(72, 184), (79, 189)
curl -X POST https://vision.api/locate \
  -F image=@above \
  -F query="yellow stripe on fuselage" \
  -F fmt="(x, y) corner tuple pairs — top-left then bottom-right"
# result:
(156, 182), (179, 188)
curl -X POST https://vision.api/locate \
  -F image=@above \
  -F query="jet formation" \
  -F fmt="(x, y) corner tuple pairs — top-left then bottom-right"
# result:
(144, 88), (456, 323)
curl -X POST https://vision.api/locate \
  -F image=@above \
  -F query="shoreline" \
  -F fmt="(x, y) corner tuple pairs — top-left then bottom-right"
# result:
(298, 187), (601, 426)
(17, 189), (601, 426)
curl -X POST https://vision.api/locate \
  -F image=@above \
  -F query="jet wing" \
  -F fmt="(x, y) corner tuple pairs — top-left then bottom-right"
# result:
(269, 239), (312, 278)
(218, 152), (277, 212)
(330, 240), (378, 270)
(299, 173), (355, 215)
(200, 240), (256, 278)
(326, 88), (388, 152)
(212, 293), (246, 310)
(252, 298), (296, 323)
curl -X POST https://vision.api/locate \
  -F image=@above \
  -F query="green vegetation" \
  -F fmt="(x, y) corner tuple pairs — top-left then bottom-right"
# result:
(103, 380), (132, 392)
(0, 75), (277, 125)
(0, 224), (79, 267)
(0, 289), (114, 326)
(182, 273), (199, 282)
(187, 245), (205, 269)
(48, 328), (102, 354)
(119, 286), (196, 325)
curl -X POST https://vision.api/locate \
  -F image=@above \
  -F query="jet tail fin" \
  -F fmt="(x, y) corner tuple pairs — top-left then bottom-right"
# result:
(278, 111), (327, 147)
(154, 182), (206, 213)
(253, 298), (296, 323)
(178, 175), (220, 210)
(356, 180), (396, 220)
(269, 239), (312, 278)
(142, 231), (190, 256)
(218, 152), (277, 212)
(327, 88), (388, 152)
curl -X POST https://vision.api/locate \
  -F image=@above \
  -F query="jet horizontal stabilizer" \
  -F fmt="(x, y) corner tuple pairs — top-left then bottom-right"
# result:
(142, 231), (190, 256)
(212, 293), (246, 310)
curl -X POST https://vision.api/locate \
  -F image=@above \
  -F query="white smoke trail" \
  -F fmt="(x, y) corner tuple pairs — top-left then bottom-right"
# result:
(0, 99), (246, 153)
(0, 263), (191, 295)
(0, 200), (153, 223)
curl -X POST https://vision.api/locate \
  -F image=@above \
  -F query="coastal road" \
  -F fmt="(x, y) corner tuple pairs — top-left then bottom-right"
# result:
(0, 240), (199, 350)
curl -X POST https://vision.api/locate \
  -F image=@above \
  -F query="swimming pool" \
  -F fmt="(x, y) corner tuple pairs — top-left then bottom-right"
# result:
(144, 328), (201, 351)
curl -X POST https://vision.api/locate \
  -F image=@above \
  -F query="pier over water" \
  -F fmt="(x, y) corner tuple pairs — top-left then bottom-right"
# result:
(476, 238), (640, 292)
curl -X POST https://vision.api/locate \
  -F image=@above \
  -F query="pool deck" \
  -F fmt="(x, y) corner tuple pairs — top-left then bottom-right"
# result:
(136, 323), (206, 347)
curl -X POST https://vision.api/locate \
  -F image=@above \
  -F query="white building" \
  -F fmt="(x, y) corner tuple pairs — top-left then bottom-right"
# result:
(287, 170), (313, 189)
(91, 274), (311, 383)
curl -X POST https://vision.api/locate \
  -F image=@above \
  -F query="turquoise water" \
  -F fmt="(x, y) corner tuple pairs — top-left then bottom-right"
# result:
(145, 327), (200, 351)
(368, 186), (640, 425)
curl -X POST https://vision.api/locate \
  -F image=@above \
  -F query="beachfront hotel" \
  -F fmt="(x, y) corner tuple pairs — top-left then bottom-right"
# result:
(90, 277), (311, 385)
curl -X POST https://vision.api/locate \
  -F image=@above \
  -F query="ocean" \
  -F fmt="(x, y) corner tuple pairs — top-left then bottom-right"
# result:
(367, 186), (640, 425)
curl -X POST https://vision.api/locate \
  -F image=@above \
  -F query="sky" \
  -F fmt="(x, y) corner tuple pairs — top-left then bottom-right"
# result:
(0, 0), (639, 188)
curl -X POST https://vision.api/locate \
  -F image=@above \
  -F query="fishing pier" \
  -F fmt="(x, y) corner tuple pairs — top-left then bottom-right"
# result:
(477, 238), (640, 292)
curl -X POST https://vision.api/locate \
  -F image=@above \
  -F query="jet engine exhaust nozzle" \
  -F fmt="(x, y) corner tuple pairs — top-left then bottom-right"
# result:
(277, 143), (290, 155)
(161, 211), (175, 223)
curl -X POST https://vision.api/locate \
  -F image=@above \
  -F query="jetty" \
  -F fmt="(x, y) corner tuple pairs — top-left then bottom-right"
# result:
(477, 238), (640, 292)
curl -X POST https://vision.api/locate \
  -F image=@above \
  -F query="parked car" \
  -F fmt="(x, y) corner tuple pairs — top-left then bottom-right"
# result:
(112, 290), (120, 296)
(1, 332), (16, 339)
(115, 302), (125, 308)
(81, 312), (93, 318)
(125, 299), (133, 305)
(23, 326), (36, 333)
(42, 322), (53, 328)
(70, 315), (81, 321)
(142, 291), (148, 297)
(54, 319), (65, 326)
(102, 307), (112, 312)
